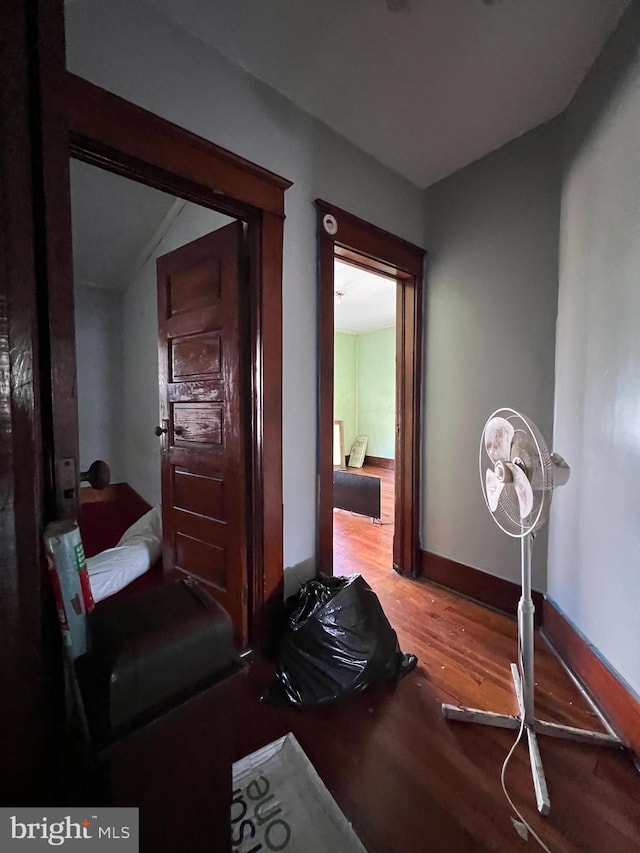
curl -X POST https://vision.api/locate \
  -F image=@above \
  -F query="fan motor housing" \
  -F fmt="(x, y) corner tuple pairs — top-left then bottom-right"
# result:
(494, 460), (512, 483)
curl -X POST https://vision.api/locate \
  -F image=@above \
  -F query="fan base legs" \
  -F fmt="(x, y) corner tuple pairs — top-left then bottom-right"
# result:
(442, 662), (622, 815)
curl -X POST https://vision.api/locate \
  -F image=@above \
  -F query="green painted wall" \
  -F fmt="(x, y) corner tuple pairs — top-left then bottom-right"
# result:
(334, 327), (396, 461)
(357, 327), (396, 458)
(334, 333), (358, 455)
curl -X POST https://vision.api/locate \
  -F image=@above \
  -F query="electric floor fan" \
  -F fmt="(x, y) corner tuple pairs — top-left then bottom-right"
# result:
(442, 408), (622, 815)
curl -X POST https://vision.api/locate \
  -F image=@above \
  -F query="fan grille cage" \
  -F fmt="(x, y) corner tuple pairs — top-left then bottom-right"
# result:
(479, 409), (553, 538)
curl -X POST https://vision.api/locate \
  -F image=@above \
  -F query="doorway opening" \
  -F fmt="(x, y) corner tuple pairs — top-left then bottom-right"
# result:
(43, 73), (291, 649)
(316, 201), (425, 578)
(333, 258), (397, 575)
(69, 159), (253, 643)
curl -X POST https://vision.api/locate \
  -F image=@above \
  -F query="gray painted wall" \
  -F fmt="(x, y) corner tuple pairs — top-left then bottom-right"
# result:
(422, 121), (562, 589)
(65, 0), (425, 581)
(66, 0), (640, 699)
(74, 284), (125, 483)
(549, 2), (640, 696)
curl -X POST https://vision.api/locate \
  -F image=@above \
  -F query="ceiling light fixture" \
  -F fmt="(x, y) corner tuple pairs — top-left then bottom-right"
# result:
(335, 289), (346, 304)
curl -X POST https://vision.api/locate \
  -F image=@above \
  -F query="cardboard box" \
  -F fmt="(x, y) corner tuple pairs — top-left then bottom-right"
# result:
(232, 733), (367, 852)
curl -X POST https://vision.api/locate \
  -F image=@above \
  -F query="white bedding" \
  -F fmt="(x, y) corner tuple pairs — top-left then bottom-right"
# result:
(86, 506), (162, 603)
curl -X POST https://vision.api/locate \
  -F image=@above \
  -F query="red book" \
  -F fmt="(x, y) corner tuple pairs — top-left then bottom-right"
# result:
(75, 537), (95, 613)
(43, 519), (92, 658)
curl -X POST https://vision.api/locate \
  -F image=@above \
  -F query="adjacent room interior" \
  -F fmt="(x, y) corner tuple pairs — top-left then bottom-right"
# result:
(71, 160), (252, 625)
(332, 259), (397, 576)
(3, 0), (640, 850)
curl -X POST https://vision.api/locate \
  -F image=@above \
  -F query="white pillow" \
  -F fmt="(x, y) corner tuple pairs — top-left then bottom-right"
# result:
(87, 507), (162, 603)
(116, 505), (162, 547)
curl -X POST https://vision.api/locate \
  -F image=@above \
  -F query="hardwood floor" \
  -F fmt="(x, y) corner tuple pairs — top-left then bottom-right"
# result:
(236, 466), (640, 852)
(333, 464), (395, 574)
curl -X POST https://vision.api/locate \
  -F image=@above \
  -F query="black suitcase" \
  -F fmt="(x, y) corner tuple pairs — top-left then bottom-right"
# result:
(77, 576), (239, 744)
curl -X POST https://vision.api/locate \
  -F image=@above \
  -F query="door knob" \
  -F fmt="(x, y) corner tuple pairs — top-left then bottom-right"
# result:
(155, 418), (170, 451)
(81, 459), (111, 490)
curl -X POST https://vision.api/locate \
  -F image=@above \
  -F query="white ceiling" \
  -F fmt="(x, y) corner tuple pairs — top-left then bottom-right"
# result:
(334, 260), (396, 334)
(144, 0), (629, 188)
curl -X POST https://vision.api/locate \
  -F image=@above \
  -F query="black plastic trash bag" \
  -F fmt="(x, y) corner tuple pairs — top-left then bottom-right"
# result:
(263, 574), (417, 708)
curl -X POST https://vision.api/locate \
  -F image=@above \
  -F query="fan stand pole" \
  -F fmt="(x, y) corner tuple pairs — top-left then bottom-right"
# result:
(442, 533), (623, 816)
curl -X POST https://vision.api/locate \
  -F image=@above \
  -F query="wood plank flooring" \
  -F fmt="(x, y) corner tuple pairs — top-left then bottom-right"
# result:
(333, 464), (395, 574)
(236, 465), (640, 852)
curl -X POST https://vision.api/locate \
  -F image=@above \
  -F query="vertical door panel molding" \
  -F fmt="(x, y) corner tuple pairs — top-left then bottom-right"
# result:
(158, 222), (249, 643)
(315, 200), (425, 577)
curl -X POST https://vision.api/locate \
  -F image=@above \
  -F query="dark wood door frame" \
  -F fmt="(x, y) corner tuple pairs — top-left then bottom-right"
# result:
(315, 201), (425, 576)
(43, 71), (292, 641)
(4, 0), (291, 799)
(1, 0), (53, 802)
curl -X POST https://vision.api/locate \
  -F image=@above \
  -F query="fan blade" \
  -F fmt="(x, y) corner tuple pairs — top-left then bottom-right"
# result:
(505, 462), (534, 518)
(484, 417), (514, 463)
(485, 468), (504, 512)
(511, 430), (545, 490)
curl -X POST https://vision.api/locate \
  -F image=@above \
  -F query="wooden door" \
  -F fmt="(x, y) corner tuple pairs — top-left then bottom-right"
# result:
(157, 221), (249, 644)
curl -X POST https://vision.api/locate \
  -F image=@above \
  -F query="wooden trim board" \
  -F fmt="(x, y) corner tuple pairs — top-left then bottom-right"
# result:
(364, 455), (395, 470)
(56, 73), (291, 216)
(542, 598), (640, 757)
(40, 70), (290, 648)
(80, 482), (151, 512)
(419, 550), (544, 627)
(315, 200), (424, 578)
(419, 549), (639, 755)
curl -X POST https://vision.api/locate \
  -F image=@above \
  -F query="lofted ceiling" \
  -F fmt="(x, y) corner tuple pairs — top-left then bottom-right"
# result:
(70, 159), (177, 291)
(69, 158), (397, 333)
(67, 0), (629, 319)
(69, 159), (230, 292)
(69, 159), (396, 334)
(144, 0), (630, 188)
